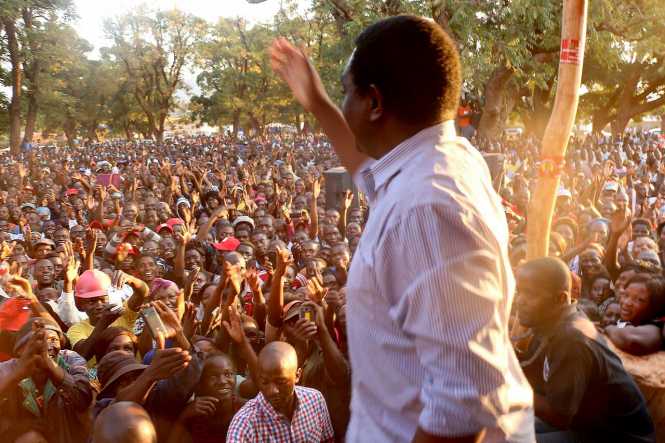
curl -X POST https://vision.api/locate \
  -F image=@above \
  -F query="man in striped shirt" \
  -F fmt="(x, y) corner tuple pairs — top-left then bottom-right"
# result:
(227, 341), (334, 442)
(271, 15), (534, 443)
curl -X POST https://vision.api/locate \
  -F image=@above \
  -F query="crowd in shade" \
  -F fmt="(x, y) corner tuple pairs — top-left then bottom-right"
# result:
(476, 129), (665, 356)
(0, 13), (664, 443)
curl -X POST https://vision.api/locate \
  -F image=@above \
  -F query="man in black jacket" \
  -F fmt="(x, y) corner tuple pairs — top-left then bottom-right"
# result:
(517, 257), (655, 443)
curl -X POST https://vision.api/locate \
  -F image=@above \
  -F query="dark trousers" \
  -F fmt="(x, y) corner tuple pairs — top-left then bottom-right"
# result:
(535, 418), (597, 443)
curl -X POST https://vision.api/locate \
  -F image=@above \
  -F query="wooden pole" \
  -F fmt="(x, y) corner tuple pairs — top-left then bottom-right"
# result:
(526, 0), (588, 260)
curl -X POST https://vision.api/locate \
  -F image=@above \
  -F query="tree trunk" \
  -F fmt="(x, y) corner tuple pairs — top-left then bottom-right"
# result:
(155, 115), (165, 143)
(63, 117), (77, 148)
(124, 124), (133, 140)
(611, 113), (632, 136)
(3, 18), (22, 155)
(592, 109), (612, 134)
(21, 8), (38, 147)
(232, 110), (240, 140)
(23, 92), (38, 145)
(478, 66), (514, 138)
(86, 122), (98, 142)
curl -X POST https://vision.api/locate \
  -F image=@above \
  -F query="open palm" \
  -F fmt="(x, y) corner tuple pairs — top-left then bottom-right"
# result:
(270, 37), (329, 113)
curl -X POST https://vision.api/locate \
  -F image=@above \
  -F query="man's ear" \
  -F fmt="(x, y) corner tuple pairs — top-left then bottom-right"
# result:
(367, 84), (384, 123)
(556, 290), (571, 305)
(295, 367), (303, 384)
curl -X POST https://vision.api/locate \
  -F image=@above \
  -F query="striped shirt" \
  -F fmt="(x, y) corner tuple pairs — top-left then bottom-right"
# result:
(226, 386), (334, 443)
(345, 121), (534, 442)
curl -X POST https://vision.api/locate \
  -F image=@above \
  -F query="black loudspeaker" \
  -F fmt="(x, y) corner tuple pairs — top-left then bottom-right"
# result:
(324, 167), (360, 210)
(482, 153), (505, 191)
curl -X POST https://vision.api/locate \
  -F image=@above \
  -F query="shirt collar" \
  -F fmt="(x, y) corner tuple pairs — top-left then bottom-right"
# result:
(362, 120), (456, 195)
(257, 389), (301, 422)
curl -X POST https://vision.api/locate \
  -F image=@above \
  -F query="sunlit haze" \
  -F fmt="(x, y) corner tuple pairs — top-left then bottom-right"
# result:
(74, 0), (296, 57)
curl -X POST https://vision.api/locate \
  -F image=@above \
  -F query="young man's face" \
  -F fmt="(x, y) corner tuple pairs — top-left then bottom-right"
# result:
(34, 259), (55, 285)
(516, 268), (559, 328)
(258, 354), (300, 416)
(197, 356), (236, 402)
(76, 296), (108, 324)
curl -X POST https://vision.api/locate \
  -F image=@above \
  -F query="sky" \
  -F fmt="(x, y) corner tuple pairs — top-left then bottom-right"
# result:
(1, 1), (298, 98)
(74, 0), (291, 57)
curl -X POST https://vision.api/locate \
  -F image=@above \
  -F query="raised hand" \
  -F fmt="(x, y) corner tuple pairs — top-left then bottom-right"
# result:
(269, 38), (330, 114)
(223, 262), (243, 296)
(222, 305), (245, 344)
(153, 300), (184, 341)
(180, 396), (219, 420)
(0, 240), (16, 260)
(144, 347), (191, 381)
(96, 185), (108, 202)
(6, 274), (37, 302)
(191, 190), (200, 208)
(343, 189), (354, 209)
(245, 268), (262, 294)
(610, 207), (632, 235)
(306, 276), (326, 303)
(181, 302), (199, 339)
(275, 247), (293, 277)
(65, 256), (80, 283)
(183, 266), (200, 302)
(313, 178), (321, 199)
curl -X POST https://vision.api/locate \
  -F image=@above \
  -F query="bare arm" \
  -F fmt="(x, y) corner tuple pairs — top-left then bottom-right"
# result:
(605, 324), (662, 355)
(270, 38), (369, 176)
(309, 179), (320, 240)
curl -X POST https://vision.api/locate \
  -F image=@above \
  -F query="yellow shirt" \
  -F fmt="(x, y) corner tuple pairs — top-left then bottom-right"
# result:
(67, 303), (138, 367)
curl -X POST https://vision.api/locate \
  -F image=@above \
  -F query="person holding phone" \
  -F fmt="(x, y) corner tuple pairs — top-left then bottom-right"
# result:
(66, 270), (148, 365)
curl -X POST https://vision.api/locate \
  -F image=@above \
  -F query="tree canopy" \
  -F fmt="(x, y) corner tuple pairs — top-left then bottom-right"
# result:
(1, 0), (664, 151)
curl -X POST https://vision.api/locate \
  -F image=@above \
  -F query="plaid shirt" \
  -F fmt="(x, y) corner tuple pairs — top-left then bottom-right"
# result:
(226, 386), (334, 443)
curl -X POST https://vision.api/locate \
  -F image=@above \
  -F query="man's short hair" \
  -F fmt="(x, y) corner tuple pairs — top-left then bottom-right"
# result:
(350, 15), (462, 123)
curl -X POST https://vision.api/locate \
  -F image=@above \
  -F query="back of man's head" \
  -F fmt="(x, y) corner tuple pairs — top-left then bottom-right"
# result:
(519, 256), (572, 298)
(350, 15), (461, 124)
(92, 401), (156, 443)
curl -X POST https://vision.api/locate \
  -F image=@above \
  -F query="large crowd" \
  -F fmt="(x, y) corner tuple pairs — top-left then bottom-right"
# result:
(0, 126), (662, 442)
(1, 14), (665, 443)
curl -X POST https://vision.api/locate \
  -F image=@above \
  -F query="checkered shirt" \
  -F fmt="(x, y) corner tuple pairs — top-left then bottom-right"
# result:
(226, 386), (334, 443)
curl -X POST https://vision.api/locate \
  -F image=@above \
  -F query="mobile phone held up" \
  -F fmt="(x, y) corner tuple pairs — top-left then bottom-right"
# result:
(300, 304), (316, 322)
(142, 306), (168, 339)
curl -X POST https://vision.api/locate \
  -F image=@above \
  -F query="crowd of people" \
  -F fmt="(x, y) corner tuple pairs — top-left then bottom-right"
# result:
(1, 13), (664, 443)
(0, 128), (662, 442)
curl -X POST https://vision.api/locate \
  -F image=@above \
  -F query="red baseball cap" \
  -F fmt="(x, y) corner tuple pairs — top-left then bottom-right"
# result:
(65, 188), (79, 197)
(212, 237), (240, 252)
(156, 223), (173, 234)
(75, 269), (111, 299)
(166, 218), (185, 229)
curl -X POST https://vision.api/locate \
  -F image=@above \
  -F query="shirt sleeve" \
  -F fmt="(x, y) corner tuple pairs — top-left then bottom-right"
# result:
(378, 204), (513, 436)
(141, 227), (162, 243)
(105, 233), (123, 255)
(66, 322), (90, 347)
(57, 364), (94, 412)
(226, 405), (255, 442)
(55, 291), (85, 326)
(316, 390), (335, 442)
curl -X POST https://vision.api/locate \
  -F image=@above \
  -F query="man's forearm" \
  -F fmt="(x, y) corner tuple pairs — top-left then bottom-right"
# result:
(268, 275), (284, 327)
(115, 371), (157, 404)
(73, 324), (107, 360)
(311, 97), (369, 176)
(317, 324), (349, 382)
